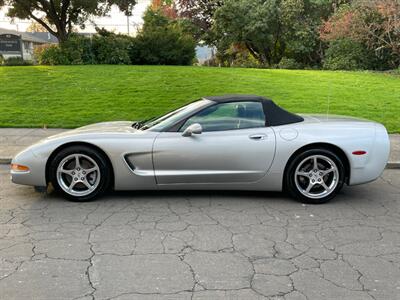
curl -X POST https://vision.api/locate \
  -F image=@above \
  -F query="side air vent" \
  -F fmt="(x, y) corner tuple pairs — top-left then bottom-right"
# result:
(123, 154), (136, 172)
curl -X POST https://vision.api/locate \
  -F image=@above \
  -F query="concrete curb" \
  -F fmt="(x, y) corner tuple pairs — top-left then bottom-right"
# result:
(386, 162), (400, 169)
(1, 156), (399, 169)
(0, 158), (11, 165)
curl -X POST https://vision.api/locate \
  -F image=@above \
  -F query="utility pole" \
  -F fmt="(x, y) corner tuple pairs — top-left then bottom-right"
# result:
(127, 15), (130, 35)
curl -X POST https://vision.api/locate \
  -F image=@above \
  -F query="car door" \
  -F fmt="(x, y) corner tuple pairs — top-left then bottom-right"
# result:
(152, 101), (276, 185)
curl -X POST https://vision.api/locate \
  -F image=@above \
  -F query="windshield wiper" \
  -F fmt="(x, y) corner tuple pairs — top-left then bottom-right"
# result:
(132, 117), (155, 130)
(132, 121), (145, 129)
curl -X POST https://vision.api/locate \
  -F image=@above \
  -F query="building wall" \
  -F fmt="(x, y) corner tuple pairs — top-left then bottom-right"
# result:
(22, 40), (34, 60)
(2, 40), (36, 61)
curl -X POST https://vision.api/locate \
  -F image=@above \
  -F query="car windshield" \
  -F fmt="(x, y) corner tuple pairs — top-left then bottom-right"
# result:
(139, 99), (213, 131)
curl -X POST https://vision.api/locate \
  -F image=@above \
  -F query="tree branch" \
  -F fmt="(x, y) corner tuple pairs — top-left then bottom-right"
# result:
(61, 0), (70, 22)
(28, 13), (58, 37)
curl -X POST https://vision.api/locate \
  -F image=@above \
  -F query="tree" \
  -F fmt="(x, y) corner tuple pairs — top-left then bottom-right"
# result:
(129, 7), (196, 65)
(280, 0), (322, 66)
(213, 0), (322, 66)
(151, 0), (178, 19)
(322, 38), (380, 70)
(26, 20), (51, 32)
(0, 0), (137, 42)
(321, 0), (400, 67)
(175, 0), (224, 43)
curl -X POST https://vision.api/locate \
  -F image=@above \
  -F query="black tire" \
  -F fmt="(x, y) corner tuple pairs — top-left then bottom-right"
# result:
(285, 148), (345, 204)
(49, 145), (111, 201)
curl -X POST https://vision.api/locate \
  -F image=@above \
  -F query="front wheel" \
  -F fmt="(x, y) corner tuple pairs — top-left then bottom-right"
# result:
(49, 145), (111, 201)
(285, 149), (345, 204)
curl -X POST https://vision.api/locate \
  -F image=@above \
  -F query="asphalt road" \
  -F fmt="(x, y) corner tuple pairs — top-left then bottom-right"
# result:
(0, 165), (399, 300)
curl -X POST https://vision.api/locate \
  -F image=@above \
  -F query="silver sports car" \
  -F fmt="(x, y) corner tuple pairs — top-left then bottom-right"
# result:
(11, 95), (390, 204)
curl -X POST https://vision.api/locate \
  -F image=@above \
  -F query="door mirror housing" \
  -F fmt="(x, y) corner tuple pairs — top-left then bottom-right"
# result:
(182, 123), (202, 137)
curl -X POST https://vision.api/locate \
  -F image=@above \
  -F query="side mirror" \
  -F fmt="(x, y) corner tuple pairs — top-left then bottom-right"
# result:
(182, 123), (202, 137)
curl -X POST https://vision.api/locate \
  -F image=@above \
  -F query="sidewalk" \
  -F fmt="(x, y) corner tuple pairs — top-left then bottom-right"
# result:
(0, 128), (399, 167)
(0, 128), (66, 163)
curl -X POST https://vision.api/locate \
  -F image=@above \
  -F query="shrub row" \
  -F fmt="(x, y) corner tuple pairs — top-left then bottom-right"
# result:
(36, 26), (196, 66)
(0, 55), (33, 66)
(322, 38), (390, 71)
(208, 36), (394, 71)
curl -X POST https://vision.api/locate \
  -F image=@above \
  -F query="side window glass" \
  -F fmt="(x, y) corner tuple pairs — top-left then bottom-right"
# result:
(180, 101), (266, 132)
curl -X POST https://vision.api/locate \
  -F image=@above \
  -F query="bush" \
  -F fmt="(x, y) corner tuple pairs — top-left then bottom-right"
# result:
(0, 54), (4, 65)
(35, 35), (96, 65)
(228, 46), (260, 68)
(92, 32), (133, 65)
(37, 45), (70, 65)
(34, 10), (196, 66)
(2, 56), (33, 66)
(60, 34), (95, 64)
(277, 58), (304, 70)
(34, 44), (50, 63)
(129, 9), (196, 65)
(36, 33), (133, 65)
(231, 55), (260, 68)
(129, 29), (195, 65)
(323, 38), (378, 70)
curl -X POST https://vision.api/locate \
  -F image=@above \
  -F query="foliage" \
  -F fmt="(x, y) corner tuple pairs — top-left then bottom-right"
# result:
(129, 30), (195, 65)
(36, 32), (133, 65)
(323, 38), (380, 70)
(0, 66), (399, 132)
(321, 0), (400, 68)
(59, 35), (95, 65)
(92, 31), (133, 65)
(214, 43), (261, 68)
(33, 44), (50, 63)
(151, 0), (179, 19)
(36, 45), (70, 65)
(280, 0), (325, 67)
(2, 57), (33, 66)
(0, 54), (4, 65)
(172, 0), (399, 70)
(212, 0), (324, 67)
(175, 0), (224, 43)
(26, 21), (51, 32)
(213, 0), (278, 66)
(129, 9), (196, 65)
(0, 0), (137, 42)
(34, 10), (196, 66)
(277, 58), (304, 70)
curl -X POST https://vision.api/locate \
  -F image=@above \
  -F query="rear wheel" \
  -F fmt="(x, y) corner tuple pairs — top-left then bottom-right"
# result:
(49, 145), (111, 201)
(285, 148), (345, 204)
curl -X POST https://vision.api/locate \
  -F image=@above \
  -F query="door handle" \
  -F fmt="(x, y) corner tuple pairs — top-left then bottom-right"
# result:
(249, 134), (267, 140)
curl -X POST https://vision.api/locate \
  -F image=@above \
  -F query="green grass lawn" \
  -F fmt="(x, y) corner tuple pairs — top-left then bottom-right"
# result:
(0, 65), (399, 132)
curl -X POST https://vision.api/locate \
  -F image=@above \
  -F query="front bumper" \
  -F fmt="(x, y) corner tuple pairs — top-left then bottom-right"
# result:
(11, 148), (47, 187)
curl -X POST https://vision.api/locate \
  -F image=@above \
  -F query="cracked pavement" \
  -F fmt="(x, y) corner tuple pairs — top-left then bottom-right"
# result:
(0, 165), (400, 300)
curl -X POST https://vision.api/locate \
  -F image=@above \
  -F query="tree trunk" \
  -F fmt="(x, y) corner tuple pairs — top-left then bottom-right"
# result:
(245, 42), (269, 65)
(56, 27), (69, 43)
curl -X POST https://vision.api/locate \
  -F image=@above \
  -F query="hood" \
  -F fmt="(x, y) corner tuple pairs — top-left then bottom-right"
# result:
(74, 121), (136, 132)
(44, 121), (138, 142)
(19, 121), (155, 157)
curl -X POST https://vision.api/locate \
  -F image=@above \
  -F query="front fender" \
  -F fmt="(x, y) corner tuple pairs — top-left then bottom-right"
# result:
(11, 147), (47, 187)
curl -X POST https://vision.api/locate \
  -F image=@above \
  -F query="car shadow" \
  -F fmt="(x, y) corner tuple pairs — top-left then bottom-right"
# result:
(45, 187), (352, 206)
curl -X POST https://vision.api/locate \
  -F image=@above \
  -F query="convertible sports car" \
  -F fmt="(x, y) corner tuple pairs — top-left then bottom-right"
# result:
(11, 95), (390, 204)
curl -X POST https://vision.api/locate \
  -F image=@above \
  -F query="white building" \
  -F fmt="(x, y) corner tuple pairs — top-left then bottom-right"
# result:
(0, 27), (53, 61)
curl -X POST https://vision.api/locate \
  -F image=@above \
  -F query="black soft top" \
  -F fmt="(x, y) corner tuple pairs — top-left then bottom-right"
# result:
(204, 95), (304, 126)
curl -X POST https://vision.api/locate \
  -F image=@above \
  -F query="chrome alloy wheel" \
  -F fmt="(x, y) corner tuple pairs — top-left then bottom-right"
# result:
(294, 155), (339, 199)
(56, 154), (101, 197)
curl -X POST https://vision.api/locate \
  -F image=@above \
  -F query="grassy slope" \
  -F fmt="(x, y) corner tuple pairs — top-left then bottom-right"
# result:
(0, 65), (399, 132)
